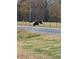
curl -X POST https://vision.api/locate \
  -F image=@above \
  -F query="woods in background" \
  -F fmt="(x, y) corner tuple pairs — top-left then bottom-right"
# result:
(17, 0), (61, 22)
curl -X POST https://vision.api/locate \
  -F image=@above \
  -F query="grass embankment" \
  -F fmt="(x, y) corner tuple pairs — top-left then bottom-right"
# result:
(17, 22), (61, 28)
(17, 30), (61, 59)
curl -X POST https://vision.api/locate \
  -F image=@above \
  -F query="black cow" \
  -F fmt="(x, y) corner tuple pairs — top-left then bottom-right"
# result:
(33, 21), (39, 26)
(33, 20), (43, 26)
(39, 21), (43, 24)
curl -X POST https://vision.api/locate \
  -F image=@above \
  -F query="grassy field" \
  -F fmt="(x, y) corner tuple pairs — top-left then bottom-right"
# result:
(17, 22), (61, 28)
(17, 30), (61, 59)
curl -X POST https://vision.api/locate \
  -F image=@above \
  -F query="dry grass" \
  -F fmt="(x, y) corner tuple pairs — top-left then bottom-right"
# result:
(17, 22), (32, 26)
(40, 22), (61, 28)
(17, 22), (61, 28)
(17, 30), (61, 59)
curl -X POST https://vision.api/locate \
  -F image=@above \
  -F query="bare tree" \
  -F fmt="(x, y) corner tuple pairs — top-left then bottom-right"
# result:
(48, 0), (61, 22)
(17, 0), (61, 22)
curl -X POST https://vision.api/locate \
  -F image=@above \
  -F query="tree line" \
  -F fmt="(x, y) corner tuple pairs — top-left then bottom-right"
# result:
(17, 0), (61, 22)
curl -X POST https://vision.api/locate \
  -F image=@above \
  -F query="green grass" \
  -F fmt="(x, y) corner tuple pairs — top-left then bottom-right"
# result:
(17, 30), (61, 59)
(17, 30), (40, 40)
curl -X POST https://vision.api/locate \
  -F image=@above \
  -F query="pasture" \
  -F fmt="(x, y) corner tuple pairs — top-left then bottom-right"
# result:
(17, 30), (61, 59)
